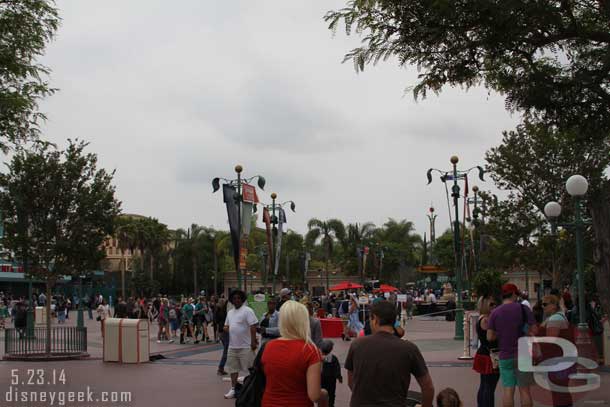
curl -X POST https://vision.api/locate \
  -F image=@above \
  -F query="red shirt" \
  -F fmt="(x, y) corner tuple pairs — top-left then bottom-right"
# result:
(261, 339), (322, 407)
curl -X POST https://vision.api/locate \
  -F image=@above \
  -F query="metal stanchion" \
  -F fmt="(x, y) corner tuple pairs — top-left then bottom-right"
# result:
(458, 311), (473, 360)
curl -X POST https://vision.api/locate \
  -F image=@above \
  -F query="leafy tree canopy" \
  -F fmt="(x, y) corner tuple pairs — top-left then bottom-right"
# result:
(0, 0), (60, 152)
(0, 140), (120, 282)
(326, 0), (610, 133)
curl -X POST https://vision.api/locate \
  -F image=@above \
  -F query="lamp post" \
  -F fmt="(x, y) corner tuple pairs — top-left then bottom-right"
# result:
(467, 185), (481, 275)
(427, 156), (485, 340)
(262, 192), (295, 294)
(544, 175), (590, 343)
(212, 165), (266, 289)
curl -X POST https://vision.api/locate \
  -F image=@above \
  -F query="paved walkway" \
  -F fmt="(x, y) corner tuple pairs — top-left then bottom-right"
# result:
(0, 314), (608, 406)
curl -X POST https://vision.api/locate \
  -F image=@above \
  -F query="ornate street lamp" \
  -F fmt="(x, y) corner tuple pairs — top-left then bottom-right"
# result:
(261, 192), (295, 294)
(427, 156), (485, 340)
(544, 175), (590, 344)
(466, 185), (481, 275)
(212, 165), (266, 289)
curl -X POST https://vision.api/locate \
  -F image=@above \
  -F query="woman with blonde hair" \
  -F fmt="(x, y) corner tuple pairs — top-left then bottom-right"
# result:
(261, 300), (327, 407)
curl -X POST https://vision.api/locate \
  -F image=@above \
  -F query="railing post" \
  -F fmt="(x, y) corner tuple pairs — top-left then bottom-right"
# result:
(458, 311), (473, 360)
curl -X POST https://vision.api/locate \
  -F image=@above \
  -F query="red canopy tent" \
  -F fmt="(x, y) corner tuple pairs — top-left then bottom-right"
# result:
(375, 284), (399, 293)
(329, 281), (363, 291)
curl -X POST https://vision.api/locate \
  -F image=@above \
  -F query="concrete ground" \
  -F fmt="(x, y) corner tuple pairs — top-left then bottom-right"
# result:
(0, 314), (608, 406)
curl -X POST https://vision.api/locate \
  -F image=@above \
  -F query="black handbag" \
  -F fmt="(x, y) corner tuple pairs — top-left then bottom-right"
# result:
(235, 343), (268, 407)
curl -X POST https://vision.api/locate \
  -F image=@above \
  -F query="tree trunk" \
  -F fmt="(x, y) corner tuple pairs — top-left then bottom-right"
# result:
(325, 256), (330, 293)
(149, 253), (154, 282)
(589, 182), (610, 319)
(192, 256), (198, 296)
(213, 246), (219, 296)
(139, 246), (145, 277)
(121, 251), (126, 299)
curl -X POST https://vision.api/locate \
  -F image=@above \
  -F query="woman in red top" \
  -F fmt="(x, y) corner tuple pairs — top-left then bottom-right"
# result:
(261, 300), (328, 407)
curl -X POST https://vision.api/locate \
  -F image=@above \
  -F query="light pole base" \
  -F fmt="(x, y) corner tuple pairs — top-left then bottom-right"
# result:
(454, 309), (464, 340)
(77, 306), (84, 329)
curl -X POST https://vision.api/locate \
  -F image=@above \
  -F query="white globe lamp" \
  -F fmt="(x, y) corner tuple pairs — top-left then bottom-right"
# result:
(566, 175), (588, 197)
(544, 201), (562, 219)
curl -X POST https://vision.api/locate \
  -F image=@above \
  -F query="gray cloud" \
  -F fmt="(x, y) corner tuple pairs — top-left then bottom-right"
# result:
(39, 0), (518, 236)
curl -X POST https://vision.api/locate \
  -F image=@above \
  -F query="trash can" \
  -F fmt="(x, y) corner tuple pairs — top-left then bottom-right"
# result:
(103, 318), (150, 363)
(34, 306), (47, 326)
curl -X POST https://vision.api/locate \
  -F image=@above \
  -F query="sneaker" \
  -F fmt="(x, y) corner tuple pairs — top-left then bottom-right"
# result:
(156, 340), (162, 344)
(168, 339), (174, 344)
(224, 388), (235, 399)
(194, 340), (200, 344)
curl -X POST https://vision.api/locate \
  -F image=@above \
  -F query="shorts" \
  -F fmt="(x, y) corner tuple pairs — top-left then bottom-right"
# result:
(226, 348), (255, 374)
(181, 318), (193, 328)
(498, 358), (534, 388)
(170, 319), (179, 331)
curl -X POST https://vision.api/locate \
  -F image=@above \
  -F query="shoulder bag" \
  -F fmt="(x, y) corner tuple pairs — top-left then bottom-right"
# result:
(236, 342), (268, 407)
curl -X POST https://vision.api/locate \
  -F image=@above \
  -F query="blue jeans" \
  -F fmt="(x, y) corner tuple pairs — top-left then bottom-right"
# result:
(219, 331), (229, 370)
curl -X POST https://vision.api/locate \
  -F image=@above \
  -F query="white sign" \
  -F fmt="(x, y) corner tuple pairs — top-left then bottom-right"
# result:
(397, 294), (407, 302)
(358, 296), (369, 305)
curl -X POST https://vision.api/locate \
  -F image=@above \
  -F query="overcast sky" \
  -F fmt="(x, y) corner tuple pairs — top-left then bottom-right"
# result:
(40, 0), (519, 236)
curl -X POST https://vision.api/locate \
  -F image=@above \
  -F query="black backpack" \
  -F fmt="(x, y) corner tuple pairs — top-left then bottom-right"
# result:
(235, 342), (268, 407)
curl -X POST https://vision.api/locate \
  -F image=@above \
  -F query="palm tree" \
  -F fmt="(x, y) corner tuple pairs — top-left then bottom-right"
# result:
(346, 222), (376, 283)
(185, 224), (206, 295)
(209, 230), (229, 296)
(132, 218), (151, 279)
(306, 218), (345, 292)
(169, 228), (187, 293)
(115, 217), (136, 298)
(376, 218), (422, 284)
(146, 219), (170, 284)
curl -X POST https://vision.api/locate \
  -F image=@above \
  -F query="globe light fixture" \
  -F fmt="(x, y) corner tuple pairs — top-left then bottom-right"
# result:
(566, 174), (588, 196)
(544, 201), (562, 219)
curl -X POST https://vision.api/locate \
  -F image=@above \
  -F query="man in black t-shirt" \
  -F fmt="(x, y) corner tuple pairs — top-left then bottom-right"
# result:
(345, 301), (435, 407)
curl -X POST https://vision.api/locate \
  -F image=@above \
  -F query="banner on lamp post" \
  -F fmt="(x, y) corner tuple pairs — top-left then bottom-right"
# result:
(273, 208), (286, 276)
(263, 207), (273, 276)
(223, 184), (240, 273)
(242, 184), (259, 204)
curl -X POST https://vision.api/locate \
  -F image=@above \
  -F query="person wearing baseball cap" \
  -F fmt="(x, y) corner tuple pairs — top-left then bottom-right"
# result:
(487, 283), (537, 407)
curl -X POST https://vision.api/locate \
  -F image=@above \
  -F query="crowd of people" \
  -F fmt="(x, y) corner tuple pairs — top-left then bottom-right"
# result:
(473, 283), (605, 407)
(2, 282), (606, 407)
(216, 287), (466, 407)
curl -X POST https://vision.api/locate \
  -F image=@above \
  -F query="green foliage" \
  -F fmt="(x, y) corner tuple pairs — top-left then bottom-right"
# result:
(326, 0), (610, 134)
(484, 122), (599, 286)
(472, 269), (507, 299)
(373, 219), (421, 282)
(0, 139), (120, 282)
(0, 0), (60, 152)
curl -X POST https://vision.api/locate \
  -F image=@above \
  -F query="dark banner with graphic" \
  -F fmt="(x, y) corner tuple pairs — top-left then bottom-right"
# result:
(223, 184), (240, 272)
(263, 207), (273, 277)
